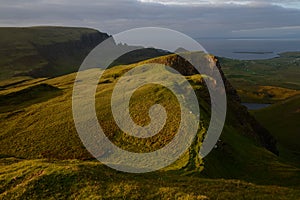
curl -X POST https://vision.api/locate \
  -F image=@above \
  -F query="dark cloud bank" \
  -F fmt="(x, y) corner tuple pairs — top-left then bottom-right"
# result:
(0, 0), (299, 38)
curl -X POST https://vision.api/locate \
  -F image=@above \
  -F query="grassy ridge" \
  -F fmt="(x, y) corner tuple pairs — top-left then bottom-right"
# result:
(0, 65), (205, 170)
(0, 54), (299, 198)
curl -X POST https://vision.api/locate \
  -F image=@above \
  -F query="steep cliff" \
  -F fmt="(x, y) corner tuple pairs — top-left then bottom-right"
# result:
(29, 30), (109, 77)
(143, 54), (278, 155)
(0, 27), (109, 79)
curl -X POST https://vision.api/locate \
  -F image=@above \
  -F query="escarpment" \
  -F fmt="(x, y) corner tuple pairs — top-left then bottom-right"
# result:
(0, 27), (110, 79)
(27, 29), (110, 77)
(144, 53), (278, 155)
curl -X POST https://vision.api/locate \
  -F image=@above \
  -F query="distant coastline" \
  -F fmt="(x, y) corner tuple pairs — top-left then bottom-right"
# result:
(197, 38), (300, 60)
(233, 51), (274, 55)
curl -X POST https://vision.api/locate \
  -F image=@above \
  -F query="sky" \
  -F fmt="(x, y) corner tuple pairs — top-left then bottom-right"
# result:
(0, 0), (300, 38)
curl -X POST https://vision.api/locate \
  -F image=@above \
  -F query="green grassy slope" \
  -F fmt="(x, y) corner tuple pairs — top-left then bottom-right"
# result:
(0, 54), (299, 195)
(0, 158), (299, 200)
(218, 52), (300, 186)
(252, 95), (300, 166)
(0, 64), (205, 169)
(202, 125), (300, 186)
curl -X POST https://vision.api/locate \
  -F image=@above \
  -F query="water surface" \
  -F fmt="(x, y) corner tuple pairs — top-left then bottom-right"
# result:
(242, 103), (271, 110)
(196, 38), (300, 60)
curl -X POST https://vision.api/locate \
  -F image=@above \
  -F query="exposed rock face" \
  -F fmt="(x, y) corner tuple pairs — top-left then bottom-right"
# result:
(145, 53), (198, 76)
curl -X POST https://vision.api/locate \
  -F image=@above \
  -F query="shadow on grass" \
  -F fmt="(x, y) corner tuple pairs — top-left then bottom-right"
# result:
(0, 83), (63, 113)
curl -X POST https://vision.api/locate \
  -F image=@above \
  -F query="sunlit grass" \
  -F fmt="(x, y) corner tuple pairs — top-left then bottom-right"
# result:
(0, 158), (299, 200)
(0, 54), (299, 199)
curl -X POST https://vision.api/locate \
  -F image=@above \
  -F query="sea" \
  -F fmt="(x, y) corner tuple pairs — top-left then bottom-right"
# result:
(196, 38), (300, 60)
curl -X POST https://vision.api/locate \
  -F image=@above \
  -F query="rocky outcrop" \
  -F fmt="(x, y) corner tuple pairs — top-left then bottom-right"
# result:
(145, 53), (278, 155)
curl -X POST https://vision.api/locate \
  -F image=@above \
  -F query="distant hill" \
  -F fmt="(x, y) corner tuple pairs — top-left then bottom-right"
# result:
(0, 27), (170, 81)
(0, 26), (110, 80)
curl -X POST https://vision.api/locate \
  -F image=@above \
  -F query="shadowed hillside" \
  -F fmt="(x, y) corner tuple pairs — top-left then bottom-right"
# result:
(252, 95), (300, 167)
(0, 27), (170, 81)
(0, 27), (110, 79)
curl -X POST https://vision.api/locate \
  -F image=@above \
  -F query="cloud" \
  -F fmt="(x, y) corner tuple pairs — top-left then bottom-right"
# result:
(232, 25), (300, 38)
(0, 0), (299, 38)
(139, 0), (300, 8)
